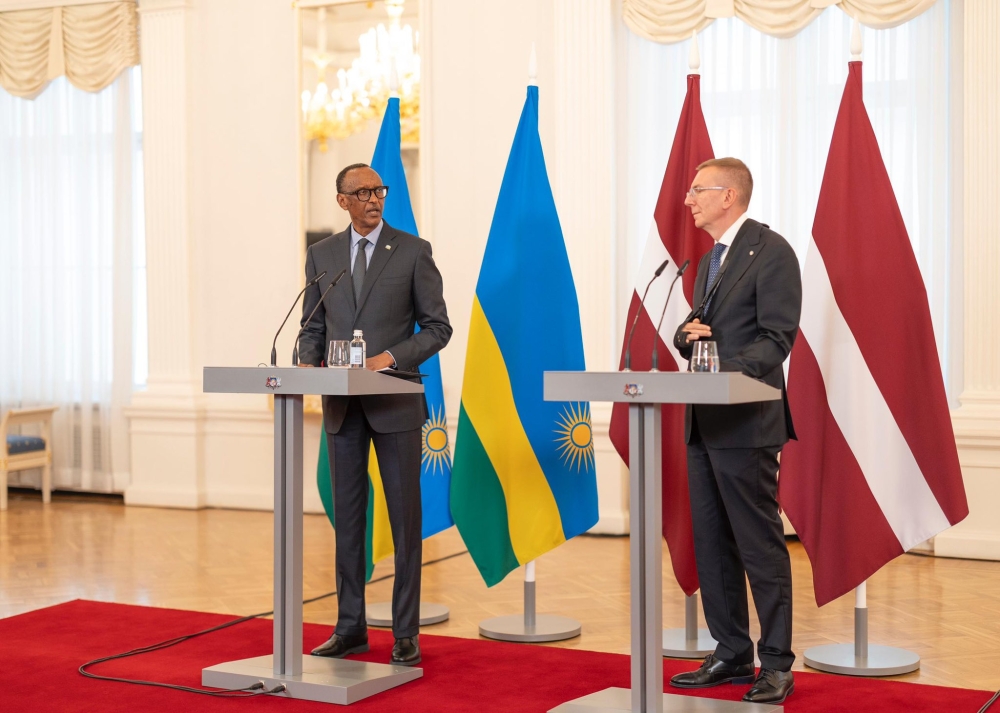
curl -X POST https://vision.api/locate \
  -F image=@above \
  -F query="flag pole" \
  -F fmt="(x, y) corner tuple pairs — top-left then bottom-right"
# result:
(479, 558), (582, 643)
(803, 578), (919, 676)
(801, 22), (923, 675)
(365, 53), (450, 631)
(477, 46), (583, 644)
(661, 31), (718, 660)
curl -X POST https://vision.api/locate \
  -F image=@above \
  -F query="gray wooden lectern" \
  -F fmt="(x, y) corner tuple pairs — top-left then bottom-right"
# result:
(201, 367), (424, 704)
(543, 371), (784, 713)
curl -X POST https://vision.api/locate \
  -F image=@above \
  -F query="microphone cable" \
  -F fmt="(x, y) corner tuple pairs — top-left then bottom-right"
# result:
(978, 689), (1000, 713)
(78, 548), (470, 698)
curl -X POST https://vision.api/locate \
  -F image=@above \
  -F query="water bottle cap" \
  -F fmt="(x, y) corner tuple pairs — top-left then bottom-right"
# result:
(353, 330), (363, 337)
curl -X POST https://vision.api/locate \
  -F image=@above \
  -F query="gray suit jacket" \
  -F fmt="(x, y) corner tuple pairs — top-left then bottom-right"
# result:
(298, 222), (452, 434)
(672, 219), (801, 449)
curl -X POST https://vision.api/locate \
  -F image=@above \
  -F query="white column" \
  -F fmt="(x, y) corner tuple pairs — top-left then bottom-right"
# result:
(552, 0), (627, 533)
(937, 0), (1000, 560)
(125, 0), (205, 508)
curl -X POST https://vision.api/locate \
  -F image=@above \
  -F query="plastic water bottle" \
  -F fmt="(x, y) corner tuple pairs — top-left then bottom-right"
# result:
(350, 330), (366, 368)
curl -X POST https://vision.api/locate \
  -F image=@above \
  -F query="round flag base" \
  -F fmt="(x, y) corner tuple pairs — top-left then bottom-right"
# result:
(662, 628), (717, 658)
(479, 614), (581, 643)
(804, 644), (920, 676)
(366, 602), (450, 628)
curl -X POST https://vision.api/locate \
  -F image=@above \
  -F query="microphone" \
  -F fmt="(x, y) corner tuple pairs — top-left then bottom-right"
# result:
(292, 268), (348, 366)
(650, 259), (690, 371)
(623, 259), (669, 371)
(271, 270), (327, 366)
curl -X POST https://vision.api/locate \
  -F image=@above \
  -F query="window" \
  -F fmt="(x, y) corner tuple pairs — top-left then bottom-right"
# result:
(0, 67), (146, 491)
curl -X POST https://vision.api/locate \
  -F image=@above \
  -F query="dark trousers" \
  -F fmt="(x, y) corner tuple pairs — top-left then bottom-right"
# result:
(327, 397), (423, 639)
(686, 430), (794, 671)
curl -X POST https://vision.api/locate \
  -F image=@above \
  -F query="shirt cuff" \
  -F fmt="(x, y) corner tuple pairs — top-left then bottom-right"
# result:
(385, 350), (398, 369)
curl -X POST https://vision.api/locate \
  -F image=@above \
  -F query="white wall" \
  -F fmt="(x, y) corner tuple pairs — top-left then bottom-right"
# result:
(193, 0), (302, 510)
(128, 0), (314, 511)
(936, 0), (1000, 561)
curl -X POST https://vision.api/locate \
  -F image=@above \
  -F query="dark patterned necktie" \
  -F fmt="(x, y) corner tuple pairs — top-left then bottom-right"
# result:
(352, 237), (369, 301)
(704, 242), (726, 313)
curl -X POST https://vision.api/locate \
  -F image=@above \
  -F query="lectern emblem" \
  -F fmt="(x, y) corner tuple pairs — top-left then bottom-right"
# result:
(623, 383), (643, 397)
(266, 376), (281, 389)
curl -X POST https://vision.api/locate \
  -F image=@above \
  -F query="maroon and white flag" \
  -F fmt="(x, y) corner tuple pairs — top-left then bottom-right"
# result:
(609, 74), (714, 596)
(779, 62), (969, 607)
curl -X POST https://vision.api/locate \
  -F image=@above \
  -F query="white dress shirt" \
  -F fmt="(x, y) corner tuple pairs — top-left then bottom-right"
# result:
(714, 211), (749, 266)
(350, 220), (384, 272)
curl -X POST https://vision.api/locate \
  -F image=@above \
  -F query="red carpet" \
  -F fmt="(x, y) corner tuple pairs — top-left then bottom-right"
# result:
(0, 600), (992, 712)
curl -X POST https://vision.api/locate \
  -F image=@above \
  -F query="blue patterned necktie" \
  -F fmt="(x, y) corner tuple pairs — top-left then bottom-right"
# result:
(703, 242), (726, 313)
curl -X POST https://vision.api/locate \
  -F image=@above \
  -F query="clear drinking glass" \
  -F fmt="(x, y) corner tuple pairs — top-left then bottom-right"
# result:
(327, 340), (351, 367)
(691, 341), (720, 373)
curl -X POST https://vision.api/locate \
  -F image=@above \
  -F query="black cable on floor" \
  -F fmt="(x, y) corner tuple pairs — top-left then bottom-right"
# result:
(978, 689), (1000, 713)
(78, 548), (470, 697)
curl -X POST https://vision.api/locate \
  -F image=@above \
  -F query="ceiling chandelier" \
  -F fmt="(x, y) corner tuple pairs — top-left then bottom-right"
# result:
(301, 0), (420, 152)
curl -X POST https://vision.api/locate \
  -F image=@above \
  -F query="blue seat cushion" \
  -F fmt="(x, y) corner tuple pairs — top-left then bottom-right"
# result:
(6, 435), (46, 455)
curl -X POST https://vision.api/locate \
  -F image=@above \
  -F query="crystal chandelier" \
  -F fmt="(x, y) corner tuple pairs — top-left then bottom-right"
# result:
(302, 1), (420, 152)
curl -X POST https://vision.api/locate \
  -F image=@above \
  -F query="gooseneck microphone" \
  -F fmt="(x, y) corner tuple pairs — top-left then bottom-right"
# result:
(271, 270), (327, 366)
(650, 259), (690, 371)
(623, 258), (669, 371)
(291, 268), (348, 366)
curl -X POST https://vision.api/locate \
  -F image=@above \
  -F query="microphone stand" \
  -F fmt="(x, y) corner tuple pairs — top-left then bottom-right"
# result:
(624, 259), (669, 371)
(271, 270), (327, 366)
(292, 269), (347, 366)
(650, 260), (690, 371)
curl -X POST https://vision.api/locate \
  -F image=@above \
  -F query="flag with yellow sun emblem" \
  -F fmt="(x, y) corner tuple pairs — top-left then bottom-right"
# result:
(450, 83), (598, 587)
(316, 96), (453, 580)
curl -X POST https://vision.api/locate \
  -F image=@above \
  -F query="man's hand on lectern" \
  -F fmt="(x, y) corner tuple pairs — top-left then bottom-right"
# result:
(366, 352), (395, 371)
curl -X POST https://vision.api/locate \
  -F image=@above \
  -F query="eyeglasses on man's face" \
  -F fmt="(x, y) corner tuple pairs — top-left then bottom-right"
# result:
(685, 186), (728, 199)
(343, 186), (389, 202)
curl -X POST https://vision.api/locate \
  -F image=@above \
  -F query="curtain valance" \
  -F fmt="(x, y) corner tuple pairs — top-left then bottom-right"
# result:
(0, 1), (138, 98)
(623, 0), (939, 43)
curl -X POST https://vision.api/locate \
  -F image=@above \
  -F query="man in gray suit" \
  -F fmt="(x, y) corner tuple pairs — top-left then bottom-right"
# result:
(298, 163), (452, 666)
(668, 158), (801, 704)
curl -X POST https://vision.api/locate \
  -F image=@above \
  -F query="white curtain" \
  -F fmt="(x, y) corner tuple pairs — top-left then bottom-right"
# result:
(620, 2), (957, 400)
(0, 67), (144, 493)
(623, 0), (940, 43)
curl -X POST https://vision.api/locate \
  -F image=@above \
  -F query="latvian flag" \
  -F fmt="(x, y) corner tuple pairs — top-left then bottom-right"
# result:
(608, 74), (714, 596)
(779, 62), (969, 607)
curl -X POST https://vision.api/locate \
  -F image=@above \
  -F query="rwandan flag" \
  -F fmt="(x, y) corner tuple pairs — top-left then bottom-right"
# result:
(317, 96), (454, 580)
(450, 84), (597, 587)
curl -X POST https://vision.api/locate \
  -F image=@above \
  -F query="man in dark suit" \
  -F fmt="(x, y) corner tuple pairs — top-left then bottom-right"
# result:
(668, 158), (801, 704)
(298, 163), (452, 666)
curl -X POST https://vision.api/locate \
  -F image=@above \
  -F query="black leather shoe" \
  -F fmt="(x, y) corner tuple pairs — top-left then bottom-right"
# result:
(669, 654), (756, 689)
(742, 668), (794, 704)
(390, 635), (421, 666)
(310, 632), (369, 658)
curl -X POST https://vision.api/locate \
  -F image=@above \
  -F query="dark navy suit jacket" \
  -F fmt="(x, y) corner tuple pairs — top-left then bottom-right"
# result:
(298, 221), (452, 434)
(673, 218), (802, 449)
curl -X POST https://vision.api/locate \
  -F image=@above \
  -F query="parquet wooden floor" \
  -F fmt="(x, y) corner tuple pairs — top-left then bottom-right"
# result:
(2, 491), (998, 692)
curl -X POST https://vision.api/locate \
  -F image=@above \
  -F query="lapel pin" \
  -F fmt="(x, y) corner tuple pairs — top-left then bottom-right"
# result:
(385, 245), (391, 250)
(749, 250), (755, 256)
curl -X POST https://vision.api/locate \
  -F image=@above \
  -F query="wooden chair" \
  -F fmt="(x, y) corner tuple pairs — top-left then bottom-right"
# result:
(1, 406), (58, 510)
